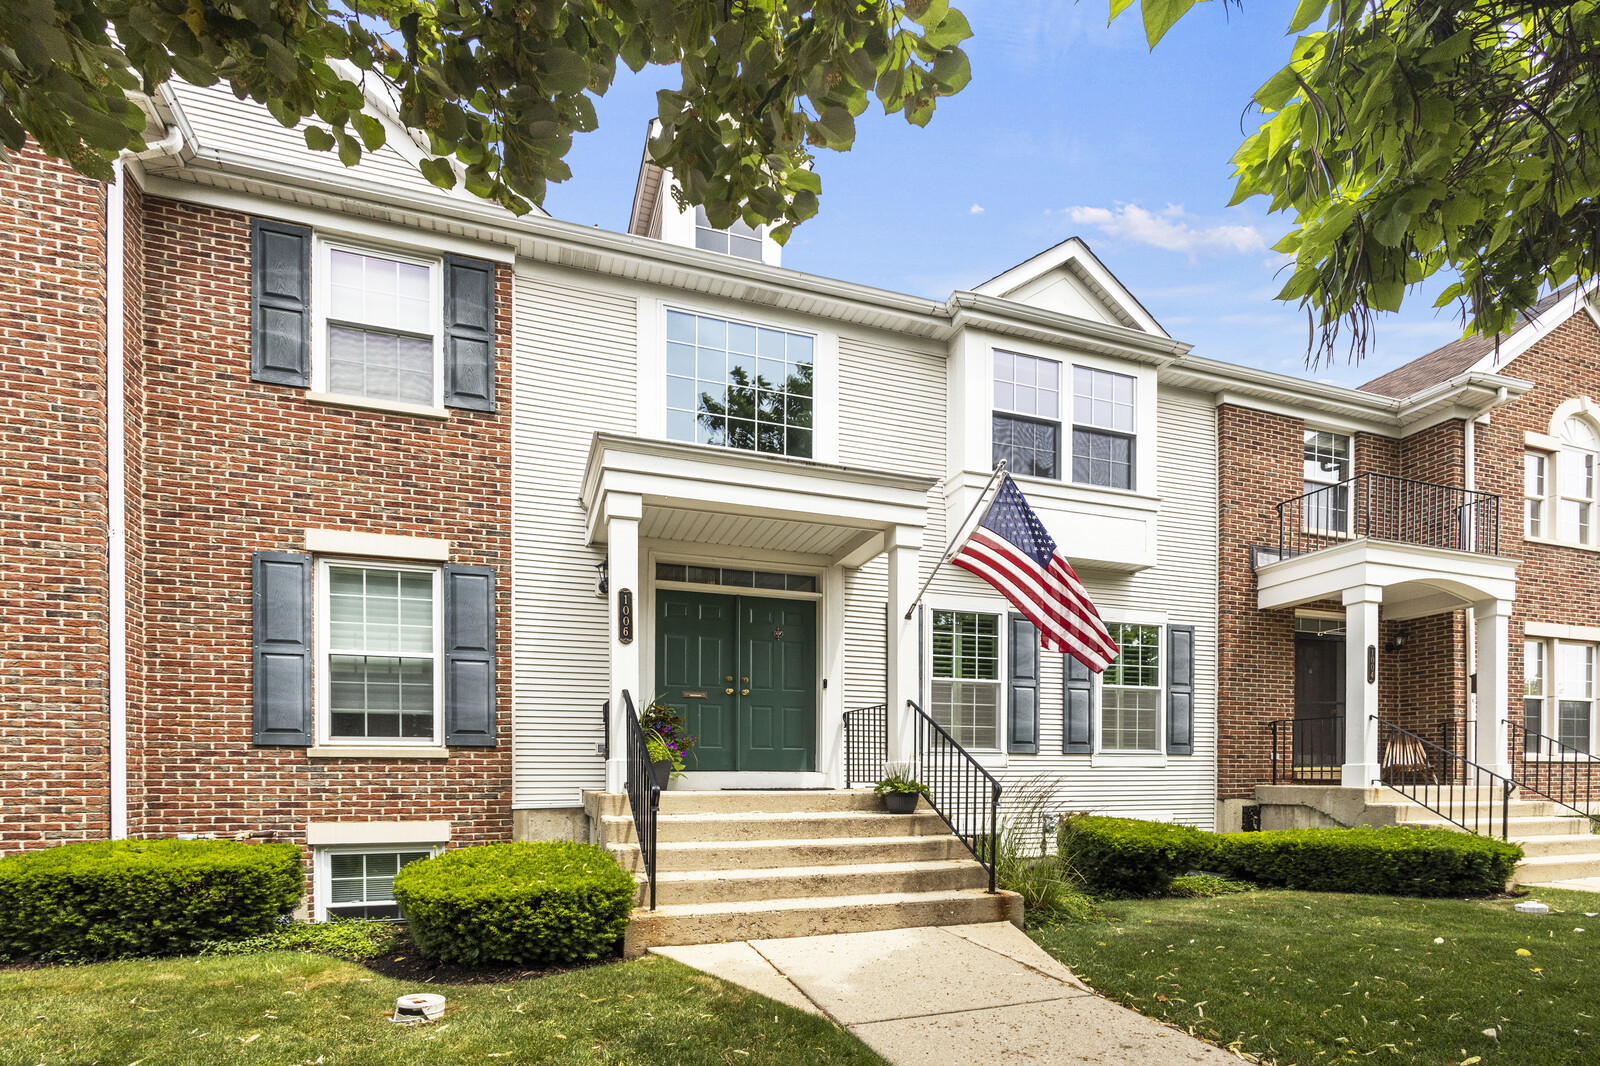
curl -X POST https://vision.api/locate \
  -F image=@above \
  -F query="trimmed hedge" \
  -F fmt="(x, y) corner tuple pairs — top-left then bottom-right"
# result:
(1214, 825), (1523, 897)
(0, 839), (303, 960)
(394, 841), (635, 967)
(1058, 816), (1217, 896)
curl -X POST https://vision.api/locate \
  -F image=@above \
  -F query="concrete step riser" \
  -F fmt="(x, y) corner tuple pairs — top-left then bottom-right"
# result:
(591, 790), (889, 817)
(1517, 856), (1600, 882)
(636, 863), (990, 907)
(607, 836), (971, 872)
(1514, 835), (1600, 858)
(622, 891), (1023, 957)
(601, 811), (950, 845)
(1397, 816), (1590, 837)
(1386, 803), (1558, 821)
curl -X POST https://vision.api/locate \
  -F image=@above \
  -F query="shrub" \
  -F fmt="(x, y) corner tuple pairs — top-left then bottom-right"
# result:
(394, 842), (635, 967)
(0, 839), (303, 960)
(1168, 874), (1253, 898)
(1214, 825), (1522, 897)
(199, 918), (400, 960)
(1058, 816), (1216, 896)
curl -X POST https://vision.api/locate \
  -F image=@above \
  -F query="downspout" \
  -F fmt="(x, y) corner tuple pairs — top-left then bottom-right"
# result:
(106, 159), (127, 840)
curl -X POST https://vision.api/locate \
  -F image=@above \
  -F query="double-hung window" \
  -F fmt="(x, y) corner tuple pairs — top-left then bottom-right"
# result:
(1525, 452), (1549, 538)
(1302, 429), (1352, 533)
(1524, 639), (1546, 753)
(1557, 641), (1595, 754)
(930, 611), (1000, 750)
(1557, 417), (1599, 544)
(320, 246), (440, 406)
(1100, 622), (1161, 751)
(317, 847), (434, 921)
(693, 206), (764, 261)
(665, 310), (814, 457)
(992, 352), (1062, 479)
(1071, 367), (1136, 489)
(321, 562), (441, 745)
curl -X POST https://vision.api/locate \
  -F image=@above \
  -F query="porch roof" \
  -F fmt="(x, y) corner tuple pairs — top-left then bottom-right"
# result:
(1256, 538), (1519, 617)
(580, 434), (937, 567)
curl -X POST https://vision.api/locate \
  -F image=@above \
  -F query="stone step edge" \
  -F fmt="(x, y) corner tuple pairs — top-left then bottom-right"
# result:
(609, 834), (970, 852)
(601, 810), (945, 824)
(630, 886), (1012, 918)
(650, 858), (983, 884)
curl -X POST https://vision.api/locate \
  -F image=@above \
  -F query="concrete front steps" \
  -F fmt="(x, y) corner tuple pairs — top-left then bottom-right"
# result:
(585, 789), (1022, 956)
(1257, 783), (1600, 884)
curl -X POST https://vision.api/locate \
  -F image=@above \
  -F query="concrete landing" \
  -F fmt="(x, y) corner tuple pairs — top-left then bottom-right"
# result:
(653, 923), (1244, 1065)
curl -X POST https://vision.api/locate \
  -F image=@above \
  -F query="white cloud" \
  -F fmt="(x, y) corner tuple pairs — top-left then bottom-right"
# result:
(1065, 203), (1269, 258)
(969, 203), (985, 215)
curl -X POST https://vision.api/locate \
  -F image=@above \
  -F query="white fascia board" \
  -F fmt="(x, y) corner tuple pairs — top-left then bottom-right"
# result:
(945, 297), (1188, 366)
(969, 237), (1168, 337)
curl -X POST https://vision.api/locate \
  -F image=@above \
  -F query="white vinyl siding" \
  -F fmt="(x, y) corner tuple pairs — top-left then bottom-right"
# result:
(511, 272), (639, 809)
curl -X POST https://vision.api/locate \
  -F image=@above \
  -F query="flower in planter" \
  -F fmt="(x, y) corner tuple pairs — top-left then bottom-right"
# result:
(641, 696), (697, 778)
(873, 760), (929, 796)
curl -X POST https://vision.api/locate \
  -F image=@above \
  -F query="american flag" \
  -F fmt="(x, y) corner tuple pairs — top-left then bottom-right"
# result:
(950, 474), (1120, 672)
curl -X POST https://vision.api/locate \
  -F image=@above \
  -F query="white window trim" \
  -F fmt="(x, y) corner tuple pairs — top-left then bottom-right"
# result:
(313, 843), (440, 922)
(1525, 450), (1550, 540)
(924, 603), (1007, 756)
(1094, 619), (1166, 757)
(315, 558), (445, 748)
(658, 302), (825, 462)
(1300, 426), (1355, 537)
(1067, 362), (1139, 492)
(991, 348), (1065, 482)
(1551, 638), (1597, 753)
(310, 238), (446, 409)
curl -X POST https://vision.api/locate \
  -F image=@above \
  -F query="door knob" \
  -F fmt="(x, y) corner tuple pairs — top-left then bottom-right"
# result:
(725, 687), (734, 694)
(741, 688), (750, 696)
(725, 676), (733, 682)
(741, 677), (749, 683)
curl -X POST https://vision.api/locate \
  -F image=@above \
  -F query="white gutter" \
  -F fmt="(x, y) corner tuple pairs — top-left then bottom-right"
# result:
(105, 159), (128, 840)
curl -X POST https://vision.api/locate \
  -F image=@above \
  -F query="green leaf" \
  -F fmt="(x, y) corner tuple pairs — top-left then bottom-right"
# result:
(352, 114), (386, 152)
(923, 10), (973, 49)
(1287, 0), (1331, 34)
(930, 49), (971, 93)
(542, 47), (591, 96)
(418, 156), (458, 189)
(1141, 0), (1199, 48)
(303, 126), (336, 152)
(814, 105), (855, 147)
(1109, 0), (1138, 21)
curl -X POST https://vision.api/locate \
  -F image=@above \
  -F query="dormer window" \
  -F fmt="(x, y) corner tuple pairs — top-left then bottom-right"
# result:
(694, 206), (764, 261)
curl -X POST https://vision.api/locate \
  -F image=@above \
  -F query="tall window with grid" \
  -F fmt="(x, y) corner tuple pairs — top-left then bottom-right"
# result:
(992, 351), (1061, 478)
(1302, 430), (1351, 532)
(325, 564), (438, 743)
(324, 248), (437, 405)
(1524, 639), (1546, 752)
(665, 310), (814, 458)
(1071, 366), (1135, 489)
(930, 611), (1000, 750)
(1100, 622), (1161, 751)
(1557, 642), (1595, 754)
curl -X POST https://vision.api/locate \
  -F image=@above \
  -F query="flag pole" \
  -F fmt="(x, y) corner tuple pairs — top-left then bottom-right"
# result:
(903, 461), (1009, 621)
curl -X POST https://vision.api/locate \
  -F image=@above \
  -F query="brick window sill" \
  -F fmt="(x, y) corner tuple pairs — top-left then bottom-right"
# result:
(307, 391), (451, 421)
(307, 746), (450, 760)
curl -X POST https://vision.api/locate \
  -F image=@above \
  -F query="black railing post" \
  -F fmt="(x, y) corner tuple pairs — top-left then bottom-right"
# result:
(904, 700), (1001, 894)
(621, 691), (659, 911)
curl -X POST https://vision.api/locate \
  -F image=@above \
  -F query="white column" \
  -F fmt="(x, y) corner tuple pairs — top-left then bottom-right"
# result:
(885, 525), (923, 766)
(604, 493), (643, 793)
(1474, 598), (1514, 780)
(1342, 586), (1383, 788)
(821, 565), (847, 787)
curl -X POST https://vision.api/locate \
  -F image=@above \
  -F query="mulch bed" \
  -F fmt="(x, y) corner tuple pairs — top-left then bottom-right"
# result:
(353, 929), (622, 986)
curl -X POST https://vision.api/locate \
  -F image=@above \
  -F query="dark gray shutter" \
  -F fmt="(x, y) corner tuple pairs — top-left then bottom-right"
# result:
(442, 255), (496, 411)
(1167, 624), (1196, 755)
(1007, 613), (1039, 754)
(1063, 654), (1094, 754)
(444, 564), (497, 746)
(252, 552), (313, 746)
(250, 218), (311, 387)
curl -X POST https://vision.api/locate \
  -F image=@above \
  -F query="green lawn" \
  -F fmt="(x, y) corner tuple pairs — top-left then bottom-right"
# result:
(1030, 888), (1600, 1066)
(0, 951), (882, 1066)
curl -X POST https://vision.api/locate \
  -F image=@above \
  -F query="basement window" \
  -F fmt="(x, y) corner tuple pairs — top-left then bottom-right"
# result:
(315, 847), (435, 921)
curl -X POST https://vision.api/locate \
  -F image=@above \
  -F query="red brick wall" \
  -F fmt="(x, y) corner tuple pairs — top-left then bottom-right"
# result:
(122, 179), (148, 838)
(0, 148), (111, 853)
(128, 198), (514, 894)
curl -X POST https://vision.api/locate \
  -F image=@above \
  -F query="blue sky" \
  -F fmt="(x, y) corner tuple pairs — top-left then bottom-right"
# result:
(544, 0), (1467, 388)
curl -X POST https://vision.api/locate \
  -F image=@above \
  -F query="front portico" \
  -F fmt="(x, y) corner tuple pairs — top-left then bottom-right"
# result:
(1257, 528), (1520, 785)
(580, 434), (936, 791)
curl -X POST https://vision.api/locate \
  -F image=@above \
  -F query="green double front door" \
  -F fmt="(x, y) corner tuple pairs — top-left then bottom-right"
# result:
(656, 590), (817, 772)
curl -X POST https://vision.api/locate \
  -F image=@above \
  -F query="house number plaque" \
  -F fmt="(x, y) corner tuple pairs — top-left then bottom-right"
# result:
(618, 588), (634, 644)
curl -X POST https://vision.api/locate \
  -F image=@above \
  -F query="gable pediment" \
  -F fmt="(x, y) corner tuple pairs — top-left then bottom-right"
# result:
(973, 238), (1166, 337)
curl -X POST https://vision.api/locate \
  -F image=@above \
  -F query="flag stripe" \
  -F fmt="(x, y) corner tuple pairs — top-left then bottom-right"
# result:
(950, 552), (1114, 669)
(963, 533), (1120, 662)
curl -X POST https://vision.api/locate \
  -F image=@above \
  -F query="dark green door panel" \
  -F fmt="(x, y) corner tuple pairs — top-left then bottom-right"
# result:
(656, 589), (817, 773)
(740, 597), (817, 772)
(656, 591), (737, 772)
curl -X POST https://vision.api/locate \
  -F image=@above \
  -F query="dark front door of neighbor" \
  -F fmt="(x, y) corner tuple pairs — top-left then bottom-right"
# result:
(1293, 634), (1346, 767)
(656, 590), (817, 773)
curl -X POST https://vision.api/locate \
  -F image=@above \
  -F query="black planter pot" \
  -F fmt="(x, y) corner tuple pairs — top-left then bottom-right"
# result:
(883, 791), (920, 814)
(650, 759), (673, 790)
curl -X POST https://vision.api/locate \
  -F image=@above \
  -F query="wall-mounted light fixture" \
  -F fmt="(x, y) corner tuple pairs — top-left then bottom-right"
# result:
(1384, 630), (1409, 653)
(595, 559), (609, 598)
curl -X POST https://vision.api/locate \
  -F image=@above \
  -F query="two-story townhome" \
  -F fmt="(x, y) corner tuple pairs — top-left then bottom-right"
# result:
(1197, 285), (1600, 885)
(2, 84), (1227, 935)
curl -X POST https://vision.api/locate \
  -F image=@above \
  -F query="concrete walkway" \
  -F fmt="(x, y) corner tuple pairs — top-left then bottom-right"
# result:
(653, 923), (1245, 1065)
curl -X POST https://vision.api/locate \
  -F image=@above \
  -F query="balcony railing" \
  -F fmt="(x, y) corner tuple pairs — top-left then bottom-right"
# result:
(1276, 473), (1501, 559)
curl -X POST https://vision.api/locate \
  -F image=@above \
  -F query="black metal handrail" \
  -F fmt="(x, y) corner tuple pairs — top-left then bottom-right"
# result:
(1268, 714), (1344, 784)
(1375, 716), (1513, 839)
(842, 704), (888, 789)
(908, 700), (1001, 894)
(1276, 473), (1501, 559)
(620, 690), (660, 910)
(1508, 720), (1598, 820)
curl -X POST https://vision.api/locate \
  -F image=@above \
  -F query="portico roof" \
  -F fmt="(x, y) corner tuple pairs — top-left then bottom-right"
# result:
(1256, 538), (1519, 617)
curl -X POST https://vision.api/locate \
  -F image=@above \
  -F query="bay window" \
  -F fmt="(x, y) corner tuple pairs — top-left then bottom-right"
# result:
(992, 351), (1061, 479)
(1071, 366), (1135, 489)
(930, 610), (1001, 750)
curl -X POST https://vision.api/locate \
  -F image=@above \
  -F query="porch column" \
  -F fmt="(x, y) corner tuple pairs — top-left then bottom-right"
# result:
(1341, 586), (1383, 788)
(604, 492), (643, 793)
(885, 524), (923, 766)
(1473, 598), (1514, 780)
